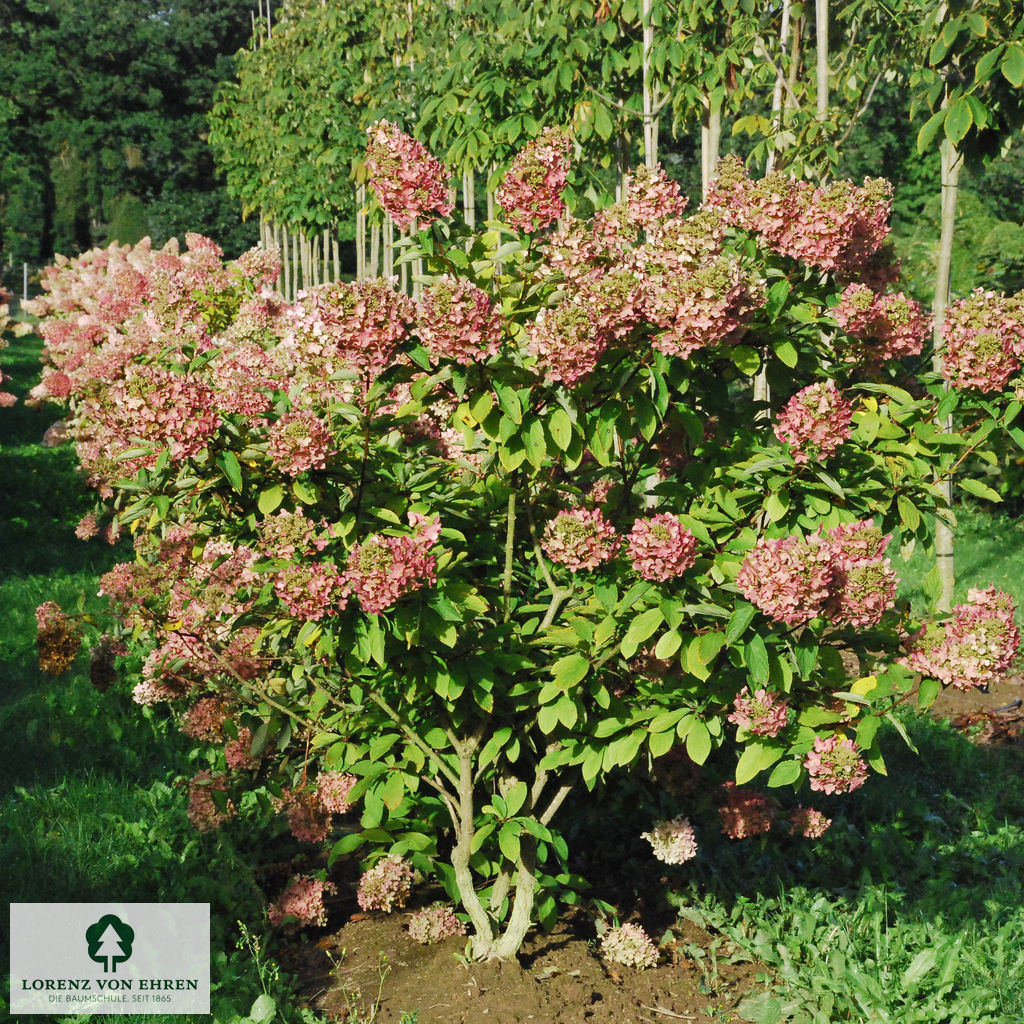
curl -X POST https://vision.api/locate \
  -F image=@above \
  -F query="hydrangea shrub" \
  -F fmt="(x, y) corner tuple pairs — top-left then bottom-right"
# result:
(25, 126), (1024, 960)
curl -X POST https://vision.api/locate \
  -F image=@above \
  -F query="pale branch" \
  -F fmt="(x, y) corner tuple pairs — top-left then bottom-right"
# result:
(540, 783), (573, 827)
(834, 72), (884, 150)
(503, 489), (516, 623)
(367, 691), (461, 791)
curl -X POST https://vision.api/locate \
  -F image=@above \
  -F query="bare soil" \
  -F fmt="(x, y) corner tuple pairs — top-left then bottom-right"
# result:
(279, 909), (760, 1024)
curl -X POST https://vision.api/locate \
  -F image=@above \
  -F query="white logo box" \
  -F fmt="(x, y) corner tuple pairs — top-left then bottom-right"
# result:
(9, 903), (209, 1015)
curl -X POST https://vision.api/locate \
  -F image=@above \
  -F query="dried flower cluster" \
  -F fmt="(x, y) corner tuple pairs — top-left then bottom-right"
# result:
(641, 816), (698, 864)
(542, 508), (620, 571)
(600, 923), (659, 970)
(627, 514), (698, 582)
(718, 784), (777, 839)
(269, 875), (336, 932)
(497, 127), (572, 232)
(357, 855), (414, 913)
(407, 904), (467, 945)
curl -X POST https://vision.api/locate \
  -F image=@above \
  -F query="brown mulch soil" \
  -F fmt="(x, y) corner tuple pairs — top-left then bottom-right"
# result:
(930, 669), (1024, 747)
(278, 910), (761, 1024)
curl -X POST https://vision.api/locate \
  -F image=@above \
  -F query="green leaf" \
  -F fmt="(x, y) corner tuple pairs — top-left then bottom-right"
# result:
(293, 478), (319, 505)
(686, 720), (712, 765)
(593, 102), (614, 141)
(730, 345), (761, 376)
(552, 653), (590, 691)
(621, 607), (664, 658)
(917, 108), (946, 153)
(959, 477), (1001, 502)
(765, 278), (791, 321)
(917, 676), (941, 710)
(258, 484), (284, 515)
(773, 339), (798, 368)
(498, 821), (521, 862)
(654, 629), (683, 660)
(249, 994), (277, 1024)
(767, 760), (802, 788)
(1002, 43), (1024, 87)
(735, 741), (782, 785)
(902, 948), (939, 990)
(943, 99), (973, 146)
(503, 780), (528, 817)
(745, 634), (770, 686)
(218, 451), (243, 493)
(549, 407), (572, 451)
(726, 603), (757, 644)
(897, 495), (921, 531)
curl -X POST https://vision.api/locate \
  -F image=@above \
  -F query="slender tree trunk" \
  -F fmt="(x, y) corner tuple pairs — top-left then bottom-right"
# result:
(292, 229), (300, 299)
(332, 234), (340, 282)
(701, 100), (722, 198)
(370, 220), (380, 279)
(764, 0), (793, 175)
(384, 214), (394, 279)
(282, 226), (291, 300)
(463, 168), (476, 230)
(641, 0), (658, 168)
(932, 133), (962, 613)
(816, 0), (828, 121)
(487, 162), (496, 222)
(356, 183), (366, 282)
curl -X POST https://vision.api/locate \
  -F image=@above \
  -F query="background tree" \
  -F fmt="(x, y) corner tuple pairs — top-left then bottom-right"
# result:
(0, 0), (256, 282)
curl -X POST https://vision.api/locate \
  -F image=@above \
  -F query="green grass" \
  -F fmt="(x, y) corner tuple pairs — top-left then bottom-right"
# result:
(0, 331), (322, 1024)
(897, 504), (1024, 613)
(676, 713), (1024, 1022)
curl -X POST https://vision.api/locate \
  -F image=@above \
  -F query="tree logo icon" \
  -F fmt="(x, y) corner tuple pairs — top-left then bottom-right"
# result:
(85, 914), (135, 973)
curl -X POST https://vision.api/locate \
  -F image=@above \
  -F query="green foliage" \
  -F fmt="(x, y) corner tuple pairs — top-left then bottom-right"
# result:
(0, 0), (257, 263)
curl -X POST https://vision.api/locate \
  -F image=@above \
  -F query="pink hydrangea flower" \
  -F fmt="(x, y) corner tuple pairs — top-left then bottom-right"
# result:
(600, 923), (659, 970)
(365, 120), (454, 230)
(641, 816), (698, 864)
(942, 290), (1024, 392)
(626, 164), (689, 233)
(407, 904), (467, 945)
(729, 688), (789, 738)
(315, 772), (358, 815)
(269, 875), (337, 932)
(627, 514), (697, 582)
(274, 561), (347, 621)
(497, 128), (572, 233)
(718, 784), (777, 839)
(224, 728), (260, 771)
(284, 791), (331, 843)
(774, 380), (853, 464)
(804, 735), (868, 795)
(181, 697), (231, 742)
(417, 276), (502, 364)
(646, 256), (761, 360)
(825, 519), (889, 563)
(901, 586), (1020, 690)
(186, 771), (235, 832)
(527, 300), (609, 384)
(736, 534), (832, 626)
(542, 508), (620, 572)
(286, 279), (415, 378)
(826, 557), (898, 628)
(345, 512), (441, 614)
(265, 411), (335, 476)
(75, 512), (100, 540)
(789, 806), (832, 839)
(357, 855), (414, 912)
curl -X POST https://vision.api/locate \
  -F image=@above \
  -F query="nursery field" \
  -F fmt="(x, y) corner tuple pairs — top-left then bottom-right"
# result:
(3, 322), (1024, 1024)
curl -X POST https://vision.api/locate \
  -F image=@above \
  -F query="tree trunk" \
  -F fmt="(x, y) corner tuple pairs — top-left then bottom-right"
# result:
(463, 168), (476, 230)
(764, 0), (792, 175)
(641, 0), (658, 168)
(816, 0), (828, 121)
(370, 220), (380, 279)
(701, 101), (722, 198)
(332, 234), (340, 282)
(932, 134), (962, 613)
(356, 183), (366, 283)
(292, 229), (300, 299)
